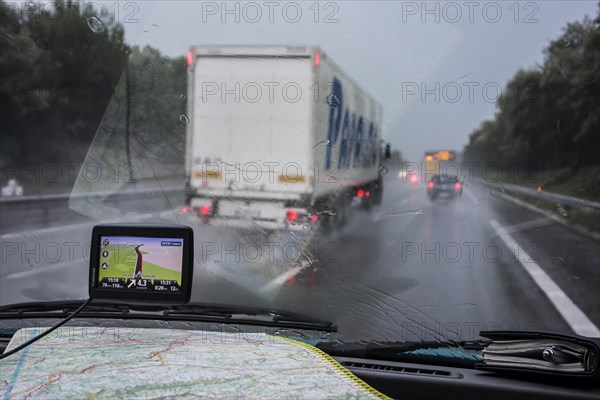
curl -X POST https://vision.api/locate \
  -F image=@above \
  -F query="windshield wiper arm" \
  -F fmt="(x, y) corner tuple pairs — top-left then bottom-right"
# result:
(0, 300), (131, 315)
(162, 303), (336, 332)
(0, 301), (336, 332)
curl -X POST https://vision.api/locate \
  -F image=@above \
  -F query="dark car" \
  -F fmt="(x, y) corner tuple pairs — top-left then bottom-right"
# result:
(427, 174), (463, 200)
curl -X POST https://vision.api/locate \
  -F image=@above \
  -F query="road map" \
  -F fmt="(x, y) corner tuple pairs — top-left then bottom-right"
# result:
(99, 236), (183, 286)
(0, 327), (387, 399)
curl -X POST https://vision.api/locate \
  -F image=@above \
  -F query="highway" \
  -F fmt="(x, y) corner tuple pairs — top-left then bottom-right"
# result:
(1, 176), (599, 342)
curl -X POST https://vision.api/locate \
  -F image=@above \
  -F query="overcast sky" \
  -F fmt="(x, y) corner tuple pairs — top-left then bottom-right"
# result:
(114, 0), (598, 161)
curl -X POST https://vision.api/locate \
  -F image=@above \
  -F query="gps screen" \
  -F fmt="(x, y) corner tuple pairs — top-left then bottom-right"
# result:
(97, 236), (184, 294)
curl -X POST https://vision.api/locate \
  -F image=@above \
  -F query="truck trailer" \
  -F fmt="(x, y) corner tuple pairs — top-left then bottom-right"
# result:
(184, 45), (384, 230)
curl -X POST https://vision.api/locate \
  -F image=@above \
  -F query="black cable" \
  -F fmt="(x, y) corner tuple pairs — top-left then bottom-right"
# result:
(0, 298), (93, 360)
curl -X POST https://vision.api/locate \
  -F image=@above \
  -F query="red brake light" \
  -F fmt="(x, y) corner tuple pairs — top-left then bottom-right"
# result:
(454, 182), (461, 190)
(187, 51), (193, 66)
(410, 175), (417, 183)
(427, 181), (434, 189)
(365, 191), (371, 198)
(286, 210), (298, 220)
(182, 205), (190, 214)
(314, 51), (320, 66)
(311, 214), (318, 222)
(357, 188), (364, 197)
(200, 204), (212, 216)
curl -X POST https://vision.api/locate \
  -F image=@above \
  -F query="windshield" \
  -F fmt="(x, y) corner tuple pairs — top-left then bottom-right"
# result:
(1, 0), (599, 349)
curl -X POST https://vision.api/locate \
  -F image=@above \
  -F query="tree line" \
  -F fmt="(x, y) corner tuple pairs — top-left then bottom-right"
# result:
(463, 3), (600, 173)
(0, 0), (186, 184)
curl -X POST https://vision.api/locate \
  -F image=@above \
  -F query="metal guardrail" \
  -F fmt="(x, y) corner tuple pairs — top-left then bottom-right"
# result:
(0, 186), (183, 204)
(477, 180), (600, 212)
(0, 185), (186, 233)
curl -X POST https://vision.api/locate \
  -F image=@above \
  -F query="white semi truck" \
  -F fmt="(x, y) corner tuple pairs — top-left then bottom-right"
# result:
(184, 45), (384, 230)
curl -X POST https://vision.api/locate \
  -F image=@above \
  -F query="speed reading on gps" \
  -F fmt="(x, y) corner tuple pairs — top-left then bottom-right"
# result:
(89, 224), (194, 304)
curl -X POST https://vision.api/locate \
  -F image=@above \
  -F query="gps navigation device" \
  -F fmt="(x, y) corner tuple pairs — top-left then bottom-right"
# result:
(89, 224), (194, 304)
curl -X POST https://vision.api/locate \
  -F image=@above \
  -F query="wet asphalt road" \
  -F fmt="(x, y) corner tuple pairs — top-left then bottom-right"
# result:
(1, 177), (599, 342)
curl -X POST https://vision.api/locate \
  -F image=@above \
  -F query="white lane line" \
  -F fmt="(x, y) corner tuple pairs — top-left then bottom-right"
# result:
(489, 219), (600, 337)
(489, 217), (555, 238)
(259, 266), (303, 293)
(4, 258), (85, 280)
(464, 187), (479, 204)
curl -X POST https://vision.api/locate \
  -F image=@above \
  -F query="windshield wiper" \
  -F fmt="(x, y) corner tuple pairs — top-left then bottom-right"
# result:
(0, 300), (131, 315)
(0, 300), (336, 332)
(162, 302), (337, 332)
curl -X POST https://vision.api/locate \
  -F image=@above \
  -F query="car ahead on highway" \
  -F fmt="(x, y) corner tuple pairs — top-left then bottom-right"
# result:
(427, 174), (463, 200)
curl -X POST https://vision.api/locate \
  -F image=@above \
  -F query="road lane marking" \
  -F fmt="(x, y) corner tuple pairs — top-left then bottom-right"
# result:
(259, 266), (303, 293)
(490, 217), (555, 238)
(464, 187), (479, 204)
(489, 219), (600, 337)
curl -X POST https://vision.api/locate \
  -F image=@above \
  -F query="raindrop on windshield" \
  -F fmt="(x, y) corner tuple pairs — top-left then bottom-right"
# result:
(551, 256), (565, 265)
(556, 204), (568, 217)
(34, 36), (50, 50)
(87, 16), (105, 33)
(325, 94), (340, 107)
(313, 140), (330, 148)
(559, 37), (571, 47)
(379, 166), (388, 176)
(490, 186), (505, 197)
(230, 183), (238, 190)
(179, 114), (190, 124)
(180, 94), (187, 101)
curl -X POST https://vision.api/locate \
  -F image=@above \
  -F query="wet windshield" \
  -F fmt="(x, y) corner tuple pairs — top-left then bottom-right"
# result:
(1, 0), (599, 346)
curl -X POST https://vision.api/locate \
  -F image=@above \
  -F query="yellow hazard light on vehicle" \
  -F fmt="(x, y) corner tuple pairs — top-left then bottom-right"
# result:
(425, 155), (434, 162)
(278, 174), (306, 183)
(194, 170), (221, 179)
(437, 151), (451, 161)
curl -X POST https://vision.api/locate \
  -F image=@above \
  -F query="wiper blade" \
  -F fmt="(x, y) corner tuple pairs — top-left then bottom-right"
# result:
(0, 301), (336, 332)
(162, 303), (337, 332)
(0, 300), (131, 315)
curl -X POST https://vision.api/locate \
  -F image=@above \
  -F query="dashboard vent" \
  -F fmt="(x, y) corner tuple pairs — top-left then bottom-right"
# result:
(342, 361), (459, 378)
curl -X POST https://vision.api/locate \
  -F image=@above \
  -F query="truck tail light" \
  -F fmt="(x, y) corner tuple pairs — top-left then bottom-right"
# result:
(286, 210), (298, 220)
(427, 181), (434, 189)
(454, 182), (462, 190)
(357, 188), (364, 197)
(187, 51), (193, 66)
(200, 204), (212, 216)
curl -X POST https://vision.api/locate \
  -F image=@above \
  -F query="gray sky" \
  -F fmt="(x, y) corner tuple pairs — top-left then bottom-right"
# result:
(114, 0), (598, 161)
